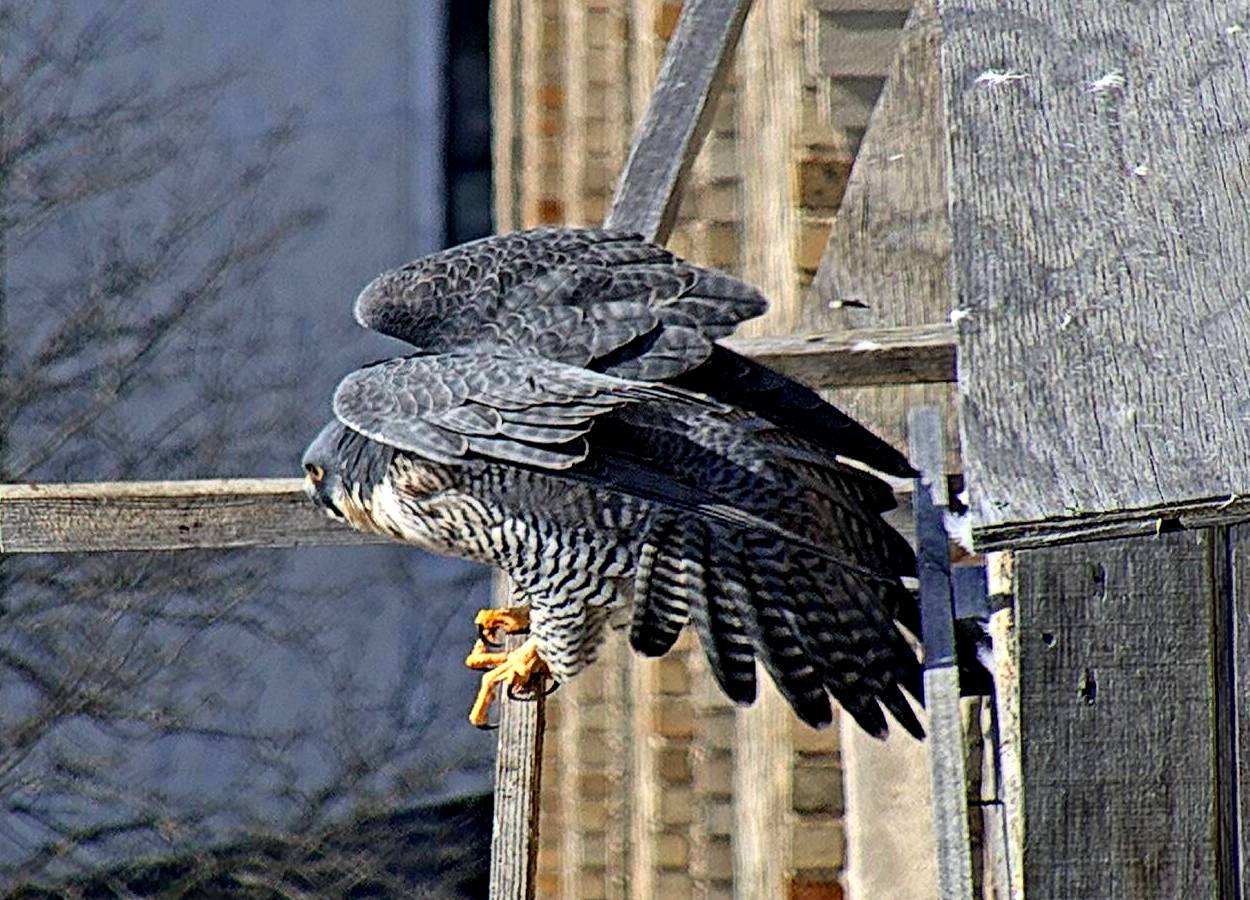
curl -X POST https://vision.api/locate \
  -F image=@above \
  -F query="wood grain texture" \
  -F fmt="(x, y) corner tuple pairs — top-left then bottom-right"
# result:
(974, 491), (1250, 552)
(0, 476), (929, 554)
(942, 1), (1250, 532)
(490, 592), (548, 900)
(1227, 524), (1250, 894)
(810, 0), (959, 467)
(724, 322), (956, 388)
(1016, 532), (1225, 897)
(0, 479), (385, 553)
(986, 553), (1024, 900)
(606, 0), (753, 242)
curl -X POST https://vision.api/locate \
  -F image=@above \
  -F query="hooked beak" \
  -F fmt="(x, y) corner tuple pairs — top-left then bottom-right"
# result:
(304, 463), (343, 519)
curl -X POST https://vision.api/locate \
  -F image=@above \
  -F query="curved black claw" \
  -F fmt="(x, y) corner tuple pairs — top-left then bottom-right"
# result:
(505, 678), (561, 703)
(477, 622), (504, 650)
(474, 719), (499, 732)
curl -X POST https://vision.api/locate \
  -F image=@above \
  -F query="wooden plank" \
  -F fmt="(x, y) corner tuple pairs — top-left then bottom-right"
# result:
(942, 2), (1250, 533)
(0, 479), (384, 553)
(606, 0), (753, 242)
(0, 476), (938, 554)
(724, 322), (956, 388)
(1227, 524), (1250, 894)
(974, 492), (1250, 553)
(986, 552), (1023, 900)
(1015, 532), (1224, 897)
(910, 406), (974, 900)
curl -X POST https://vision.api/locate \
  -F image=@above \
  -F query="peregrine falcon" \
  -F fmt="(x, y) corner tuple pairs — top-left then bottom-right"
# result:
(303, 228), (923, 738)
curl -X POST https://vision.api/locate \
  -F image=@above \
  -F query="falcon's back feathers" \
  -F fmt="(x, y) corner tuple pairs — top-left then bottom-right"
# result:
(310, 227), (925, 738)
(354, 228), (767, 381)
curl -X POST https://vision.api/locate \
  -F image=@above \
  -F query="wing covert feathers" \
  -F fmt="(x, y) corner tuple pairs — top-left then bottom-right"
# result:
(353, 228), (767, 381)
(332, 349), (720, 470)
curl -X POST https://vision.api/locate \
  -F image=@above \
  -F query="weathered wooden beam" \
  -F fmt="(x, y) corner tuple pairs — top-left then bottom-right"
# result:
(974, 493), (1250, 553)
(489, 690), (546, 898)
(1226, 524), (1250, 894)
(910, 406), (973, 900)
(0, 479), (385, 553)
(606, 0), (753, 243)
(724, 323), (955, 389)
(16, 472), (1248, 559)
(488, 576), (547, 900)
(0, 477), (941, 555)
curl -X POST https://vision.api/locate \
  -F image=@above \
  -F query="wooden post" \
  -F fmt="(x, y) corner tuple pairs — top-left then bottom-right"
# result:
(910, 405), (973, 900)
(605, 0), (753, 242)
(489, 575), (548, 900)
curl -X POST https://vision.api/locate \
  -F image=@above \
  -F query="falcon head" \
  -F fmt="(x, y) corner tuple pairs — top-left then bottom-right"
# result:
(302, 421), (351, 520)
(302, 419), (396, 524)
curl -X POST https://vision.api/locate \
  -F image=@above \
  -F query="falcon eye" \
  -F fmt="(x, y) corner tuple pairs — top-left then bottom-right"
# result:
(304, 463), (325, 483)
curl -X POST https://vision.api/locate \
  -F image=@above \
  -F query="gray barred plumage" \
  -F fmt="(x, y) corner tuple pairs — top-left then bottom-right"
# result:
(303, 227), (923, 738)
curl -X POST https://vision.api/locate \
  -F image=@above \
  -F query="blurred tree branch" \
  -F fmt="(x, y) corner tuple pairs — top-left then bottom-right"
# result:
(0, 3), (489, 892)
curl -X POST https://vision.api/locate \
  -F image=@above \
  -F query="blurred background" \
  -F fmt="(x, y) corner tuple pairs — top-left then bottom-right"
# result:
(1, 1), (494, 895)
(0, 0), (949, 896)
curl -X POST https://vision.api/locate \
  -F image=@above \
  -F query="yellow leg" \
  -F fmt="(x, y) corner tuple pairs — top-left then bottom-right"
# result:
(467, 637), (548, 728)
(475, 606), (531, 645)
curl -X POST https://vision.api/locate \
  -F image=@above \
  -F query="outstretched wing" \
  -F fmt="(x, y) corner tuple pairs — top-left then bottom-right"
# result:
(353, 228), (912, 477)
(331, 348), (721, 470)
(352, 228), (767, 380)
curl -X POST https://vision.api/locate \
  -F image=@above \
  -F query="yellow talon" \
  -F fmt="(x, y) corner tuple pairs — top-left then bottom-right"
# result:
(467, 638), (548, 728)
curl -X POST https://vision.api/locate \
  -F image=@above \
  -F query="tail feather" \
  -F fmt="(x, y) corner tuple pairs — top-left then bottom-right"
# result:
(630, 515), (695, 657)
(689, 526), (758, 705)
(736, 533), (834, 728)
(693, 526), (923, 738)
